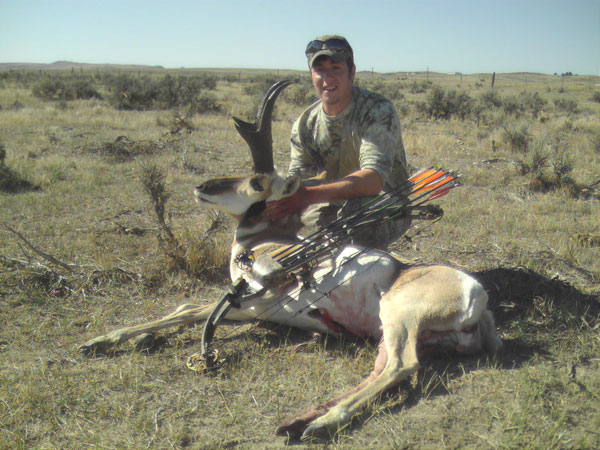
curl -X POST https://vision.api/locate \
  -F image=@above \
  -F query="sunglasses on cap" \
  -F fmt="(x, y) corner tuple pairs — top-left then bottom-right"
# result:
(305, 38), (351, 56)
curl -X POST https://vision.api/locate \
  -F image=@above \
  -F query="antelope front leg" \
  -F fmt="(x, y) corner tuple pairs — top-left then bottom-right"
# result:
(79, 303), (215, 355)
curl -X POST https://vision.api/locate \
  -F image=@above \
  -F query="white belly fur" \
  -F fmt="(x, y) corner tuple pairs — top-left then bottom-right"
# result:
(274, 246), (400, 338)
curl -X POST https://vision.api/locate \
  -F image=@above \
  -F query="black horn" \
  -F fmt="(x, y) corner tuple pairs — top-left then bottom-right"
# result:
(233, 80), (292, 174)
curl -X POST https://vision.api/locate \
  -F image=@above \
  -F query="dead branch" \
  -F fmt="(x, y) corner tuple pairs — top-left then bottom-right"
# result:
(0, 254), (30, 268)
(139, 165), (176, 242)
(202, 211), (226, 237)
(2, 223), (73, 272)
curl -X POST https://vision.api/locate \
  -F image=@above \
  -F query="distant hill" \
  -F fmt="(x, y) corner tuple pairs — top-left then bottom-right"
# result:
(0, 61), (165, 71)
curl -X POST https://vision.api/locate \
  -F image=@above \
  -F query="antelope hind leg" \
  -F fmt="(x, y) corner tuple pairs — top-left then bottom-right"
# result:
(301, 327), (420, 441)
(276, 339), (390, 440)
(79, 302), (216, 355)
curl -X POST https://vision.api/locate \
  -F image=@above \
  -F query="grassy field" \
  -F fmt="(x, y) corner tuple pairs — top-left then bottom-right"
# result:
(1, 67), (599, 449)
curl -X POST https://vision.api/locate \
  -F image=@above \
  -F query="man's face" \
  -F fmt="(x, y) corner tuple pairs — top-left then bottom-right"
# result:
(310, 57), (355, 116)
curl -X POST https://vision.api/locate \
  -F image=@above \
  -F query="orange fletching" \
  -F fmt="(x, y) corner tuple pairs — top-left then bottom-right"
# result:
(413, 174), (455, 195)
(408, 168), (437, 184)
(412, 171), (446, 193)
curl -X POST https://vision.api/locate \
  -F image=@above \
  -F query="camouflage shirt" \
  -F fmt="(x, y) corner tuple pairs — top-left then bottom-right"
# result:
(288, 86), (407, 192)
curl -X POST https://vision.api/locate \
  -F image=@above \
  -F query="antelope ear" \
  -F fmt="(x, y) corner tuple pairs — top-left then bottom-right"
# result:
(281, 174), (301, 198)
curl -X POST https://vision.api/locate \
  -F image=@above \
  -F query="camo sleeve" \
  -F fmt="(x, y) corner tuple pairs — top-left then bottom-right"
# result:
(357, 100), (407, 188)
(288, 115), (318, 178)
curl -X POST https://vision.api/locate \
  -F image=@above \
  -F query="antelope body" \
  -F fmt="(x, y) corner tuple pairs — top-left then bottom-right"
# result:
(81, 81), (502, 440)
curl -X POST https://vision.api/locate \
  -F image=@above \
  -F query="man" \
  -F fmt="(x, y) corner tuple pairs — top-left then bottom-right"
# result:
(265, 35), (409, 251)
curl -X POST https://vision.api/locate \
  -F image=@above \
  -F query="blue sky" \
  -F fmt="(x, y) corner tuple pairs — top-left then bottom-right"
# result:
(1, 0), (598, 75)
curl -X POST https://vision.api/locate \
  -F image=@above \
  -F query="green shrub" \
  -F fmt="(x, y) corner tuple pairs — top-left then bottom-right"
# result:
(591, 91), (600, 103)
(106, 73), (219, 112)
(502, 96), (525, 117)
(422, 86), (474, 120)
(478, 91), (546, 118)
(551, 152), (574, 186)
(360, 80), (406, 101)
(521, 146), (582, 197)
(32, 75), (102, 101)
(554, 98), (579, 114)
(409, 80), (432, 94)
(480, 89), (502, 108)
(284, 83), (316, 106)
(108, 74), (155, 110)
(242, 75), (287, 97)
(522, 92), (547, 117)
(516, 141), (548, 176)
(502, 124), (531, 154)
(187, 92), (221, 115)
(0, 69), (43, 88)
(393, 100), (411, 118)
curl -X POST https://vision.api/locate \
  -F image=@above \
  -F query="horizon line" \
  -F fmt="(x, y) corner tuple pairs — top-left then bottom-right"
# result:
(0, 61), (598, 77)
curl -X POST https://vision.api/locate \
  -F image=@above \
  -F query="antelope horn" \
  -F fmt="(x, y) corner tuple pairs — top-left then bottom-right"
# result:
(233, 80), (292, 174)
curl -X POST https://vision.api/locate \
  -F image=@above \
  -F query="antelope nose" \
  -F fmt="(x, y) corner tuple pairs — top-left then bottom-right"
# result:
(195, 183), (206, 193)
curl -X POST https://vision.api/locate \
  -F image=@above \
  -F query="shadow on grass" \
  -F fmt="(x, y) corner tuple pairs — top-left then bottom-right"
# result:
(475, 266), (599, 341)
(0, 164), (40, 193)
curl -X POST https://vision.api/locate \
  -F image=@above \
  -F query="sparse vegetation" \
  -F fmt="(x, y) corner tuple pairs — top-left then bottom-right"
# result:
(554, 97), (580, 114)
(105, 73), (220, 113)
(418, 85), (474, 120)
(0, 68), (599, 449)
(409, 79), (432, 94)
(32, 75), (102, 101)
(502, 123), (532, 153)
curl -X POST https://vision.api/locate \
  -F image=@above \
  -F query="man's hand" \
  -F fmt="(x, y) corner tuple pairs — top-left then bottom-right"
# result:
(264, 169), (382, 222)
(265, 186), (312, 222)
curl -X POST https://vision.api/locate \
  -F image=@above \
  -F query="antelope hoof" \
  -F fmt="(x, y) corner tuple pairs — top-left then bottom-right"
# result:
(301, 421), (338, 442)
(133, 333), (155, 352)
(79, 336), (117, 356)
(276, 419), (309, 440)
(276, 408), (327, 440)
(301, 410), (349, 441)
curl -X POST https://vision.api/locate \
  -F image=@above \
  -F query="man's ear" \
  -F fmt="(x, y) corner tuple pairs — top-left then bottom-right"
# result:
(281, 174), (301, 198)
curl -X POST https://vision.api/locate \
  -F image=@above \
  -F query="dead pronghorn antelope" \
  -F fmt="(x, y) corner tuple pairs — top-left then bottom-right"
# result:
(81, 81), (502, 440)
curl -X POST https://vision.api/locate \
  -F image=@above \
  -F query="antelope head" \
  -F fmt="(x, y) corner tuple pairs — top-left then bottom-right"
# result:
(195, 80), (300, 219)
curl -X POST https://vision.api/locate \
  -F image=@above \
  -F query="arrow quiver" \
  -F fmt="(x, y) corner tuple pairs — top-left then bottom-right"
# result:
(270, 167), (459, 273)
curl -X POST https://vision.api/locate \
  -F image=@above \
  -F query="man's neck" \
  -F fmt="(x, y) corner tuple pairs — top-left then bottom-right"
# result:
(322, 86), (354, 116)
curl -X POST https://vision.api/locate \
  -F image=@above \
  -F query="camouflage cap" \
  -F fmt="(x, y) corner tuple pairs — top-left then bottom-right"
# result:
(305, 35), (354, 68)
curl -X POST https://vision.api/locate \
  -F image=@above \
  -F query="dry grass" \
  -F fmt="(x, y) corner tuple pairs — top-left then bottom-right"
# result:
(1, 69), (599, 449)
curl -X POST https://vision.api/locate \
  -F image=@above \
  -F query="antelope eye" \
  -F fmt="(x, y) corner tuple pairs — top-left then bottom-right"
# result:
(250, 177), (264, 192)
